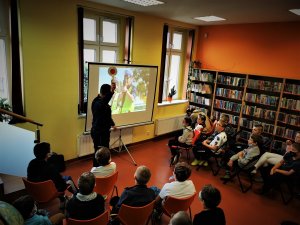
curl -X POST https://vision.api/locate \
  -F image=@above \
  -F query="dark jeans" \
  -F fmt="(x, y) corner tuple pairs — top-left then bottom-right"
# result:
(91, 128), (110, 167)
(168, 138), (190, 156)
(192, 144), (214, 160)
(260, 166), (291, 191)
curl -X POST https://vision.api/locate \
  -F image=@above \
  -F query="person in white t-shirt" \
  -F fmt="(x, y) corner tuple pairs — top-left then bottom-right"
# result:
(154, 162), (196, 220)
(91, 147), (116, 177)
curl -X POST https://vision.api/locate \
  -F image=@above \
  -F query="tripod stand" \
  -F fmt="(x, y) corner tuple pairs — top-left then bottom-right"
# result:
(110, 128), (137, 166)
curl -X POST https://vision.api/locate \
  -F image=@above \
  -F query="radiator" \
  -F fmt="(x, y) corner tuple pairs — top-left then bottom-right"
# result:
(155, 114), (185, 136)
(77, 134), (94, 157)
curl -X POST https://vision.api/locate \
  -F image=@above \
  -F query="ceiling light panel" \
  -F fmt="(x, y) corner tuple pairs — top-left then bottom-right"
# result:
(123, 0), (164, 7)
(194, 16), (226, 22)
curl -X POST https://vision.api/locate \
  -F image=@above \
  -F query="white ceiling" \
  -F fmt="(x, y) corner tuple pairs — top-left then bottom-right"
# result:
(87, 0), (300, 25)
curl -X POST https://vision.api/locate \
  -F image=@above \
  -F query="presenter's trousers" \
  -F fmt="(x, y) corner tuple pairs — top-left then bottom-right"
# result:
(91, 128), (110, 167)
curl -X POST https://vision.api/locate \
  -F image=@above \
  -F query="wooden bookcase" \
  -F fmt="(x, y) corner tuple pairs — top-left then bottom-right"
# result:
(187, 68), (300, 152)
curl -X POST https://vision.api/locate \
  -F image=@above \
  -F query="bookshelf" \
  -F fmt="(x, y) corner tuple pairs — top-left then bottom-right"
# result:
(187, 68), (300, 152)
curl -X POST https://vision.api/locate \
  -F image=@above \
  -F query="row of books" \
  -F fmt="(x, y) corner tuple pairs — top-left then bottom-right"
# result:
(278, 113), (300, 126)
(217, 75), (245, 87)
(239, 130), (251, 141)
(243, 106), (276, 120)
(280, 98), (300, 111)
(191, 83), (212, 94)
(190, 70), (214, 82)
(189, 106), (209, 115)
(189, 93), (211, 105)
(214, 100), (242, 113)
(215, 88), (243, 100)
(284, 83), (300, 95)
(245, 93), (279, 106)
(239, 118), (274, 134)
(275, 126), (298, 139)
(213, 111), (239, 125)
(271, 140), (287, 153)
(247, 79), (282, 92)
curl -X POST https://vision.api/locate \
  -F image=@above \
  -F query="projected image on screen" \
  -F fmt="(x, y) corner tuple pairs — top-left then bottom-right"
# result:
(98, 67), (150, 114)
(85, 63), (158, 131)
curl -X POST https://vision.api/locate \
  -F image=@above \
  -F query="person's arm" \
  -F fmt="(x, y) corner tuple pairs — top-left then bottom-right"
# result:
(155, 195), (163, 208)
(270, 160), (284, 175)
(202, 141), (218, 151)
(178, 129), (189, 143)
(274, 168), (295, 176)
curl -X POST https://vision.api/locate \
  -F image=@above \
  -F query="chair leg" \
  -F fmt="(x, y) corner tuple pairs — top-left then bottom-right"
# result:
(237, 172), (252, 193)
(188, 206), (192, 219)
(279, 183), (294, 205)
(209, 157), (221, 176)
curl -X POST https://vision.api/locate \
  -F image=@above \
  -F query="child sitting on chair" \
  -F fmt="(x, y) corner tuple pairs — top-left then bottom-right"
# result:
(91, 147), (116, 177)
(168, 117), (194, 165)
(221, 134), (262, 180)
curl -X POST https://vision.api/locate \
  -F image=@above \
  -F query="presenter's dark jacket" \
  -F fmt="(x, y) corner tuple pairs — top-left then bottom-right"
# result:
(91, 92), (115, 132)
(27, 158), (67, 192)
(116, 184), (156, 210)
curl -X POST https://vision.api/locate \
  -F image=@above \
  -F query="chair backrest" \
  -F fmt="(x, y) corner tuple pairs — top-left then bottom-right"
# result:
(66, 210), (109, 225)
(22, 178), (58, 203)
(94, 171), (118, 197)
(118, 200), (155, 225)
(162, 193), (196, 217)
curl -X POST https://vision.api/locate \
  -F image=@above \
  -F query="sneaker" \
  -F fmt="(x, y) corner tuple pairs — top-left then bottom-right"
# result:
(251, 169), (257, 174)
(203, 161), (208, 167)
(198, 160), (205, 166)
(221, 174), (231, 180)
(191, 159), (200, 166)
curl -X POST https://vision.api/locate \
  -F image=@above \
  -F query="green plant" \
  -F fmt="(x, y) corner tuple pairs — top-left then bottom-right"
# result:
(0, 97), (12, 122)
(168, 86), (177, 98)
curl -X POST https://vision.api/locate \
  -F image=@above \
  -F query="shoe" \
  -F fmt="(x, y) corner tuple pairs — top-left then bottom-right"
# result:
(198, 160), (205, 166)
(191, 159), (200, 166)
(203, 161), (208, 167)
(251, 169), (257, 174)
(221, 174), (231, 180)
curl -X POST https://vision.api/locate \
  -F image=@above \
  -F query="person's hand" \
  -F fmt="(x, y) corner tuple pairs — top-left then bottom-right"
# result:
(227, 160), (233, 168)
(270, 168), (276, 175)
(111, 81), (116, 92)
(111, 126), (117, 131)
(286, 140), (292, 145)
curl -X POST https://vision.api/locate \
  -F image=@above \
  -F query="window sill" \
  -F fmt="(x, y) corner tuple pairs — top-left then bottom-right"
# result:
(158, 99), (188, 107)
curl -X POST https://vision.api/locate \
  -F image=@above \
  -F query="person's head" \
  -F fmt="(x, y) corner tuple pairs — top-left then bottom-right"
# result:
(33, 142), (51, 160)
(219, 114), (229, 127)
(95, 147), (111, 166)
(248, 134), (262, 147)
(169, 211), (192, 225)
(134, 165), (151, 185)
(214, 120), (225, 133)
(100, 84), (111, 96)
(78, 172), (96, 195)
(124, 69), (133, 86)
(174, 162), (192, 182)
(197, 114), (206, 126)
(290, 142), (300, 159)
(252, 124), (263, 135)
(13, 195), (36, 220)
(182, 117), (192, 127)
(295, 132), (300, 143)
(199, 184), (221, 209)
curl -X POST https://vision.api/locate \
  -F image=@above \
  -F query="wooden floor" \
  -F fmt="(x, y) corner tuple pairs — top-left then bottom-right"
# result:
(62, 138), (300, 225)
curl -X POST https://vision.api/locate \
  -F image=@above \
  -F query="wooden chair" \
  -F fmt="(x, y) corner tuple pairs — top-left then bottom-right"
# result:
(94, 171), (119, 200)
(162, 193), (196, 219)
(65, 210), (109, 225)
(22, 178), (64, 203)
(117, 200), (155, 225)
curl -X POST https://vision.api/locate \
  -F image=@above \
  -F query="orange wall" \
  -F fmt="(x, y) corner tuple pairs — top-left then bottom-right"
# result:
(196, 22), (300, 79)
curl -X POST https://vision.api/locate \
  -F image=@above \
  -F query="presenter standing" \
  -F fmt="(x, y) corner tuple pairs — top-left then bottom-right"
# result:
(91, 82), (117, 167)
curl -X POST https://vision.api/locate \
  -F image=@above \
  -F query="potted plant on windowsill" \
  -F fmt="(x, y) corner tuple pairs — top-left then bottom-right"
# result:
(0, 98), (12, 122)
(167, 86), (176, 102)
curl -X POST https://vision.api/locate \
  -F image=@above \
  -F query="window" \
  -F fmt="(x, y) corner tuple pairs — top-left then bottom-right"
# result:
(78, 8), (132, 113)
(0, 0), (11, 101)
(162, 28), (189, 100)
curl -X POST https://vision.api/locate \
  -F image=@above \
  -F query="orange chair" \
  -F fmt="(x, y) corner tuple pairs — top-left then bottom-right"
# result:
(162, 193), (196, 219)
(22, 178), (64, 203)
(118, 200), (155, 225)
(94, 171), (118, 199)
(65, 210), (109, 225)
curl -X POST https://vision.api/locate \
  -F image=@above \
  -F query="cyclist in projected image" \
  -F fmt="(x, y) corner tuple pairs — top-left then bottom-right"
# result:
(115, 69), (137, 113)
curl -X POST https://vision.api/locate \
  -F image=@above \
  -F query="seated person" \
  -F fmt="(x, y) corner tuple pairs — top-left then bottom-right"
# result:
(27, 142), (76, 193)
(168, 117), (194, 164)
(251, 131), (300, 174)
(193, 185), (225, 225)
(91, 147), (116, 177)
(221, 134), (262, 180)
(190, 110), (212, 132)
(156, 162), (196, 211)
(66, 172), (105, 220)
(110, 165), (155, 213)
(260, 142), (300, 194)
(170, 211), (192, 225)
(0, 201), (24, 225)
(13, 195), (65, 225)
(191, 117), (227, 166)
